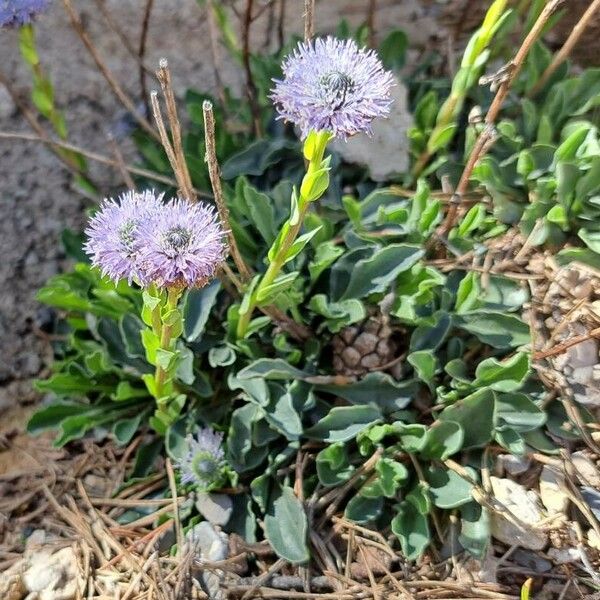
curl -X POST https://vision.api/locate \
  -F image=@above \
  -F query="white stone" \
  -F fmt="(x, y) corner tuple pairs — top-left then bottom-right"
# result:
(547, 547), (581, 564)
(22, 546), (79, 600)
(566, 339), (598, 370)
(572, 451), (600, 488)
(195, 491), (233, 526)
(539, 465), (569, 515)
(330, 76), (412, 181)
(499, 454), (531, 476)
(588, 529), (600, 550)
(490, 477), (547, 550)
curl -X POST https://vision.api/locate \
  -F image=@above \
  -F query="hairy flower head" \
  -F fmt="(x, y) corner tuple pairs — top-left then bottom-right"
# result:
(1, 0), (51, 27)
(84, 190), (163, 285)
(136, 198), (226, 289)
(176, 428), (225, 490)
(271, 36), (394, 140)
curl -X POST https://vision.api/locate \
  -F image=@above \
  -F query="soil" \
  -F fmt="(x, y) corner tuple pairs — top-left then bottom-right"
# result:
(0, 0), (442, 409)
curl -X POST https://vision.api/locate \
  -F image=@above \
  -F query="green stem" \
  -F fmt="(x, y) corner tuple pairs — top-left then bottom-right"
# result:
(154, 287), (181, 398)
(236, 131), (331, 339)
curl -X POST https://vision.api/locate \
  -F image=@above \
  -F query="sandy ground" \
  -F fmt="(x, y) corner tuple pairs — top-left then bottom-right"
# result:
(0, 0), (442, 410)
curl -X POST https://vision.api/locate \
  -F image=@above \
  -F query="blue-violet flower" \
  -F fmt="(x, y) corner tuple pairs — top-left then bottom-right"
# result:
(135, 198), (226, 289)
(84, 190), (163, 285)
(1, 0), (51, 27)
(176, 428), (225, 490)
(271, 36), (394, 140)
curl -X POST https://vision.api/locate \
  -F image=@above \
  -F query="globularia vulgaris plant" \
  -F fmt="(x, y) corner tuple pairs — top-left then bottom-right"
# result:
(29, 0), (599, 566)
(85, 190), (227, 433)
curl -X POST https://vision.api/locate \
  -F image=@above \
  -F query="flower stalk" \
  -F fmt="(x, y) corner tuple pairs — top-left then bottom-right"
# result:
(236, 130), (332, 338)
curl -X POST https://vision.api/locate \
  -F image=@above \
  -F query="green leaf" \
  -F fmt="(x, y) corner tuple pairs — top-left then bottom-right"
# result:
(420, 421), (464, 460)
(309, 241), (344, 282)
(256, 271), (299, 304)
(28, 402), (90, 433)
(315, 372), (415, 412)
(208, 344), (237, 367)
(440, 389), (495, 448)
(221, 138), (294, 179)
(392, 499), (430, 560)
(427, 123), (458, 153)
(300, 164), (330, 202)
(455, 311), (529, 349)
(427, 465), (474, 509)
(408, 351), (438, 387)
(305, 405), (382, 442)
(264, 486), (310, 564)
(341, 244), (424, 300)
(473, 352), (530, 392)
(554, 123), (590, 161)
(460, 502), (490, 557)
(361, 458), (408, 498)
(495, 392), (546, 431)
(284, 227), (322, 264)
(263, 390), (303, 440)
(455, 272), (482, 314)
(112, 413), (144, 445)
(241, 181), (278, 244)
(379, 29), (408, 70)
(165, 418), (187, 461)
(316, 443), (355, 487)
(183, 281), (220, 342)
(457, 204), (486, 237)
(308, 294), (366, 333)
(237, 358), (308, 381)
(345, 495), (384, 524)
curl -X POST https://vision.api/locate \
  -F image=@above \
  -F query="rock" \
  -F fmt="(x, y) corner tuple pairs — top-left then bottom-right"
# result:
(489, 477), (548, 550)
(22, 545), (80, 600)
(566, 338), (598, 370)
(548, 547), (581, 564)
(572, 452), (600, 488)
(0, 86), (14, 120)
(587, 529), (600, 550)
(187, 522), (229, 600)
(539, 465), (569, 515)
(580, 487), (600, 521)
(330, 76), (412, 181)
(0, 561), (26, 600)
(498, 454), (530, 476)
(195, 492), (233, 526)
(512, 548), (552, 572)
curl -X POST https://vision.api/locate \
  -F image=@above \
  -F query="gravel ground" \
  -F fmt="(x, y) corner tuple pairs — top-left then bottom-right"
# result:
(0, 0), (442, 408)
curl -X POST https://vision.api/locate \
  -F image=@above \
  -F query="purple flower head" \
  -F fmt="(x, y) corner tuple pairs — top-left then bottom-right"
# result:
(136, 198), (226, 289)
(176, 428), (225, 490)
(271, 36), (395, 140)
(84, 190), (163, 285)
(1, 0), (51, 27)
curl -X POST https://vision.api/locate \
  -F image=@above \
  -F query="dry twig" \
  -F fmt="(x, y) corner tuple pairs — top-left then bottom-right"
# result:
(62, 0), (158, 141)
(154, 59), (196, 201)
(202, 100), (253, 281)
(304, 0), (315, 41)
(529, 0), (600, 97)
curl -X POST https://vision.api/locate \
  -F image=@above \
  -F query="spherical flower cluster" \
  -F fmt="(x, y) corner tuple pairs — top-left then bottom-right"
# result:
(84, 190), (226, 289)
(1, 0), (51, 27)
(84, 190), (163, 285)
(135, 198), (227, 289)
(176, 428), (225, 491)
(271, 36), (394, 140)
